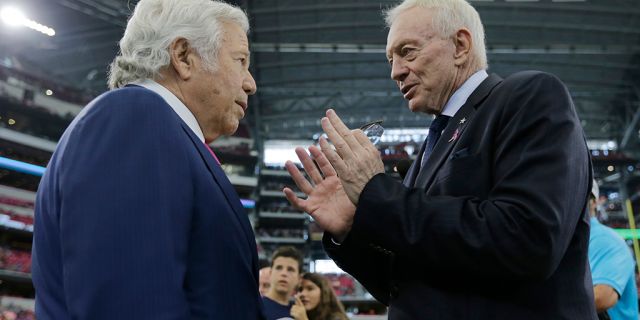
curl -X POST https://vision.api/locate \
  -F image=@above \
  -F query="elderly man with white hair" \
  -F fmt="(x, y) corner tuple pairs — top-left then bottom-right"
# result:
(32, 0), (262, 319)
(284, 0), (597, 319)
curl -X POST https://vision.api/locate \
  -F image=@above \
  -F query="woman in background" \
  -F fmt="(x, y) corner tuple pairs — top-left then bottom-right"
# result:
(297, 273), (349, 320)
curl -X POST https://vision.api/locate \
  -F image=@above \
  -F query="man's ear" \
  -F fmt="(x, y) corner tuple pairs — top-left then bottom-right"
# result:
(453, 28), (472, 66)
(168, 37), (195, 81)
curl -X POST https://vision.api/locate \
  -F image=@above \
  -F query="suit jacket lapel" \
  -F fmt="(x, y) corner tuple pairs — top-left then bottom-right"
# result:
(179, 122), (254, 244)
(415, 74), (503, 189)
(403, 138), (428, 187)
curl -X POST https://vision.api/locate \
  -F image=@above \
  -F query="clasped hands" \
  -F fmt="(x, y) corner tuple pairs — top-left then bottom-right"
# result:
(283, 109), (385, 241)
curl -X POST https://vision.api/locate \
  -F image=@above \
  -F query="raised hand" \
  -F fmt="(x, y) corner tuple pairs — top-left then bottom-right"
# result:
(290, 296), (308, 320)
(320, 109), (385, 205)
(283, 146), (355, 242)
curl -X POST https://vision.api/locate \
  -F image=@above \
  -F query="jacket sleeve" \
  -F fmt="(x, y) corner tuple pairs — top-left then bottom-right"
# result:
(57, 91), (193, 319)
(344, 72), (591, 281)
(323, 233), (393, 305)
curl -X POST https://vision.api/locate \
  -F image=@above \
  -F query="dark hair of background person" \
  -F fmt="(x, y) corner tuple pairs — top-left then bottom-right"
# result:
(259, 258), (271, 269)
(301, 273), (349, 320)
(270, 246), (304, 273)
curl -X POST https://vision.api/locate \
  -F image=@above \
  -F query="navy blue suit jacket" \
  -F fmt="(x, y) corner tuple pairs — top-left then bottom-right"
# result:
(324, 72), (597, 319)
(32, 86), (264, 319)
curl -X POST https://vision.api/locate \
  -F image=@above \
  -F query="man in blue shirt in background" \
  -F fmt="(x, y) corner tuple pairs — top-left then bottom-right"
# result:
(262, 246), (306, 320)
(589, 181), (638, 320)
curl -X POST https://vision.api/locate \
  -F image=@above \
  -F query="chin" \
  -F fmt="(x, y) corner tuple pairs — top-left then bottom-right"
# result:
(276, 288), (290, 295)
(409, 100), (439, 115)
(407, 100), (425, 114)
(223, 121), (240, 136)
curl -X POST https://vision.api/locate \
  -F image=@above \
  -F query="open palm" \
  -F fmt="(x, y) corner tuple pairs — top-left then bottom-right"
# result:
(283, 146), (355, 239)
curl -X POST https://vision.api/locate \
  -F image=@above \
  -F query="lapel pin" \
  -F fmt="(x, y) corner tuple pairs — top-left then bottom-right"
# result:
(459, 117), (466, 124)
(448, 128), (460, 143)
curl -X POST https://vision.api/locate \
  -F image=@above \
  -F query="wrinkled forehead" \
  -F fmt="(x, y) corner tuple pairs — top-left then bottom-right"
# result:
(386, 9), (436, 54)
(222, 21), (250, 49)
(238, 31), (249, 49)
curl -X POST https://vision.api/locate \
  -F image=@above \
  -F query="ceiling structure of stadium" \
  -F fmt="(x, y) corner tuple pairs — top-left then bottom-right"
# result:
(1, 0), (639, 154)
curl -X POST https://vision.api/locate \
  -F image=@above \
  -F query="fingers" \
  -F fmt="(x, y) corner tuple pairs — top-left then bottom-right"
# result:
(319, 137), (349, 177)
(321, 117), (350, 160)
(308, 145), (336, 177)
(353, 129), (372, 148)
(295, 296), (304, 306)
(353, 129), (381, 156)
(326, 109), (363, 151)
(295, 147), (323, 186)
(285, 160), (313, 195)
(321, 109), (365, 160)
(283, 187), (306, 211)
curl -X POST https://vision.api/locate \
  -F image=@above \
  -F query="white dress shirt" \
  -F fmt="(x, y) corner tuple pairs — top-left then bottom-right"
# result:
(441, 69), (488, 117)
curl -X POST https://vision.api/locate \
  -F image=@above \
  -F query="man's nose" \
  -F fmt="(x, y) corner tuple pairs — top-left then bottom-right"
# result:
(390, 59), (408, 82)
(244, 71), (257, 95)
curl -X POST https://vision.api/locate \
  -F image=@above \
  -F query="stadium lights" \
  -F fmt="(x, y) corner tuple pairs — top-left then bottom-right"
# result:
(1, 6), (55, 37)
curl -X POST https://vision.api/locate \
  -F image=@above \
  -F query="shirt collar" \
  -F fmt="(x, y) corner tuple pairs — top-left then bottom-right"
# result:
(132, 79), (205, 143)
(441, 69), (489, 118)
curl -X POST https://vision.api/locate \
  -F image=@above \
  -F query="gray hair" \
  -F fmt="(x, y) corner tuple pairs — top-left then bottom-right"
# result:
(384, 0), (487, 70)
(108, 0), (249, 89)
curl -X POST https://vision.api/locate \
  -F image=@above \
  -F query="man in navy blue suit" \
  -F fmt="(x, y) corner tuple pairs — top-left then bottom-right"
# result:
(32, 0), (263, 319)
(284, 0), (597, 319)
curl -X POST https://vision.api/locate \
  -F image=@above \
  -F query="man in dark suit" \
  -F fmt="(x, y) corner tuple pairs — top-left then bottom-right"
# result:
(31, 0), (263, 319)
(283, 0), (597, 319)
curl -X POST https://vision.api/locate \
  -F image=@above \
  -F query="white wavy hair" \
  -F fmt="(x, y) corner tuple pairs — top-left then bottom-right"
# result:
(384, 0), (488, 70)
(108, 0), (249, 89)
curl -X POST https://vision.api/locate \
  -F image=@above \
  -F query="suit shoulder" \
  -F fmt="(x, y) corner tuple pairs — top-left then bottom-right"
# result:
(501, 70), (567, 90)
(74, 86), (176, 126)
(488, 70), (577, 129)
(491, 70), (571, 109)
(91, 86), (168, 112)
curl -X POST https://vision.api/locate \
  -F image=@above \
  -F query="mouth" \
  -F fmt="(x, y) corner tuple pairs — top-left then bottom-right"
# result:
(401, 84), (417, 100)
(235, 101), (247, 112)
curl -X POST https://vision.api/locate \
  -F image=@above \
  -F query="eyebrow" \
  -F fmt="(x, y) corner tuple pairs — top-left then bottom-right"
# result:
(234, 50), (251, 64)
(386, 40), (415, 58)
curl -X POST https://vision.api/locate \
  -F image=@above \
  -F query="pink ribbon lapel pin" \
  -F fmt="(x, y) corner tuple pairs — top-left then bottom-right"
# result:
(448, 117), (466, 143)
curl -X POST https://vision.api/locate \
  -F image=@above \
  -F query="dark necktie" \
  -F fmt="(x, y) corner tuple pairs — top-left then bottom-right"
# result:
(421, 115), (450, 168)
